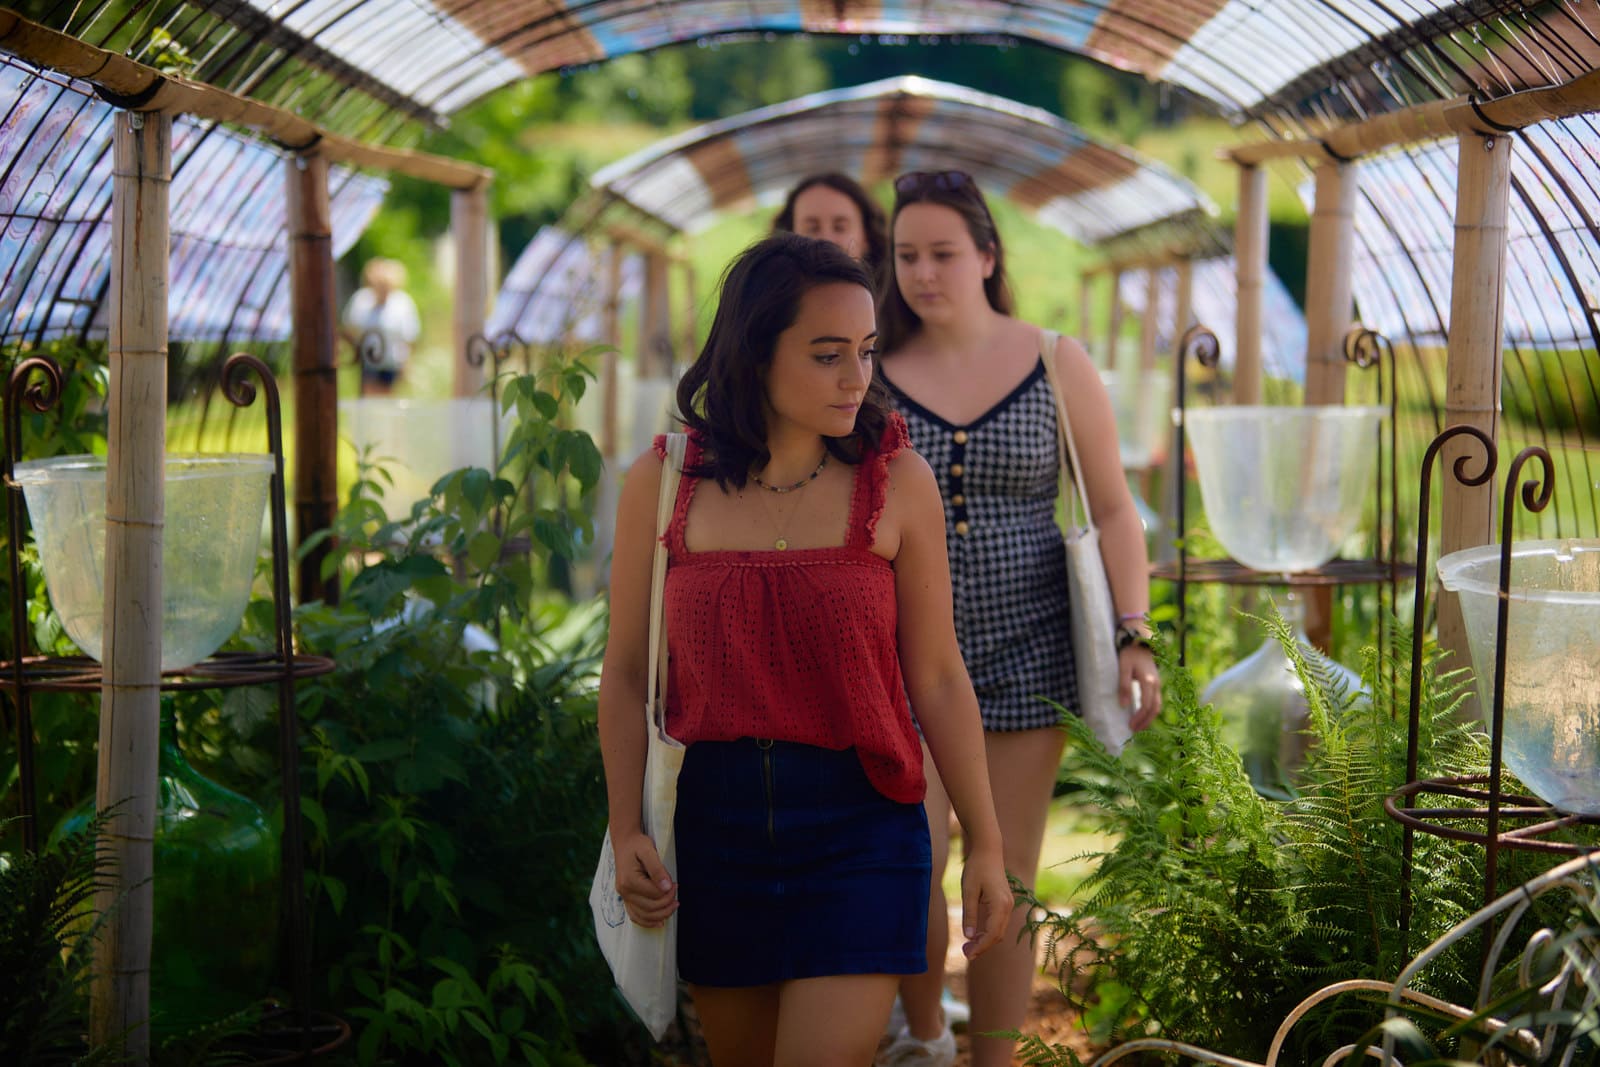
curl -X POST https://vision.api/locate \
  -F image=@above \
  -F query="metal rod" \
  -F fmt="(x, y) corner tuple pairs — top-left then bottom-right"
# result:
(3, 356), (63, 853)
(1400, 424), (1496, 938)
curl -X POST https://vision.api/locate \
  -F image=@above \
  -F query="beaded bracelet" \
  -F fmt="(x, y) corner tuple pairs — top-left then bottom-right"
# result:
(1115, 623), (1152, 653)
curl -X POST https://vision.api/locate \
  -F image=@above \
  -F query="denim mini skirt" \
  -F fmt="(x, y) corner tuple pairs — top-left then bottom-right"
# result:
(674, 738), (931, 987)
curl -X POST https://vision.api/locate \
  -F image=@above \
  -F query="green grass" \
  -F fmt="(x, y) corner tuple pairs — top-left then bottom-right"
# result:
(1125, 116), (1312, 224)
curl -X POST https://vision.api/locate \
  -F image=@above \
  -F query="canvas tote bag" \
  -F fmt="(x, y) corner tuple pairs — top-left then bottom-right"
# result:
(589, 432), (688, 1038)
(1038, 332), (1132, 756)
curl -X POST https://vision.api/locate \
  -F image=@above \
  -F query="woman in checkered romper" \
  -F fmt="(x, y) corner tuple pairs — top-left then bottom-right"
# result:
(884, 368), (1078, 730)
(874, 171), (1163, 1067)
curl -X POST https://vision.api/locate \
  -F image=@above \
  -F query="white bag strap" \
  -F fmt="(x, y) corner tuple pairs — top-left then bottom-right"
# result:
(1037, 329), (1096, 533)
(647, 434), (687, 728)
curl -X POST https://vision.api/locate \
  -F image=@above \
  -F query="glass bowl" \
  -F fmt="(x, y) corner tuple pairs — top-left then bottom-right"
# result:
(1185, 405), (1386, 572)
(13, 453), (273, 672)
(1437, 539), (1600, 815)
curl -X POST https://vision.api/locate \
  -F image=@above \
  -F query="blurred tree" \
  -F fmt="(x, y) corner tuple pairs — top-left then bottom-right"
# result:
(681, 37), (831, 117)
(1060, 57), (1166, 143)
(559, 50), (695, 124)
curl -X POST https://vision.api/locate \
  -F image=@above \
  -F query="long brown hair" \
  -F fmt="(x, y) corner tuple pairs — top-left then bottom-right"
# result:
(877, 170), (1015, 356)
(675, 232), (890, 489)
(772, 172), (890, 294)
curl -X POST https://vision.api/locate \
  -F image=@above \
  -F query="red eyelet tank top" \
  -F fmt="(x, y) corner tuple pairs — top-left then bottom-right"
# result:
(653, 416), (924, 803)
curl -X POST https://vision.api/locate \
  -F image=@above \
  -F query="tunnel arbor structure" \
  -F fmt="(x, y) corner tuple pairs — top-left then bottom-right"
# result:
(1, 1), (1599, 1059)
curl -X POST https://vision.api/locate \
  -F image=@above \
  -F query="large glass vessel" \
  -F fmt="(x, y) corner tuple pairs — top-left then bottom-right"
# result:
(1203, 599), (1367, 800)
(1438, 538), (1600, 814)
(52, 698), (279, 1033)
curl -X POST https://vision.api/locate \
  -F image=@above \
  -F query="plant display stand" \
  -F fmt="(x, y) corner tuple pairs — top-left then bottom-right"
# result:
(1153, 325), (1415, 665)
(1, 352), (345, 1061)
(1384, 425), (1600, 927)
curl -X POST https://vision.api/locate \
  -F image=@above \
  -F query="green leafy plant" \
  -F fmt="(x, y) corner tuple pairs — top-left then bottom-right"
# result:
(0, 814), (121, 1065)
(178, 355), (645, 1064)
(1019, 611), (1583, 1065)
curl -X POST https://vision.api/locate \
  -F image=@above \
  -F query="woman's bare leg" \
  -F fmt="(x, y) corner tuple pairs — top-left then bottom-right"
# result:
(691, 984), (780, 1067)
(777, 974), (900, 1067)
(898, 741), (951, 1042)
(966, 727), (1066, 1067)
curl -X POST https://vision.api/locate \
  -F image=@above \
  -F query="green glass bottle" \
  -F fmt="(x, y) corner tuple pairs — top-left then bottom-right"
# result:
(51, 696), (280, 1035)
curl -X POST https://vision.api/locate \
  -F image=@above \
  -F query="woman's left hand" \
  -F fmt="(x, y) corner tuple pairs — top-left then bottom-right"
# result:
(958, 846), (1014, 960)
(1120, 645), (1162, 732)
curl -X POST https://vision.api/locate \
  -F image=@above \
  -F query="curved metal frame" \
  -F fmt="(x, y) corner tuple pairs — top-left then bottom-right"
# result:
(1089, 853), (1600, 1067)
(464, 328), (525, 467)
(0, 352), (340, 1057)
(1386, 426), (1592, 929)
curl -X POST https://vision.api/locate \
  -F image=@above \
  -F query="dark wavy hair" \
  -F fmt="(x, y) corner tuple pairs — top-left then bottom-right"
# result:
(772, 172), (890, 293)
(878, 170), (1016, 356)
(675, 232), (890, 489)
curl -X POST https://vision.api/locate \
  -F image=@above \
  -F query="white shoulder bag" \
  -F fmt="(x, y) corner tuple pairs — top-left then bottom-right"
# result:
(1038, 332), (1132, 756)
(589, 432), (688, 1039)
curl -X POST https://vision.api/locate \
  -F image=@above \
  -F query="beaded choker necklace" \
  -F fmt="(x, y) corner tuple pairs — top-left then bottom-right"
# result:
(752, 451), (828, 493)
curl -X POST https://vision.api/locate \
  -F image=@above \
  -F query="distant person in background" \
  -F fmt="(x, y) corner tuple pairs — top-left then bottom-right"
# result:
(343, 257), (419, 396)
(773, 172), (889, 294)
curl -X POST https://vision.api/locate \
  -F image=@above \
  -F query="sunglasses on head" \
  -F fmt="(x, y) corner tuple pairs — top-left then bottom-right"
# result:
(893, 170), (978, 199)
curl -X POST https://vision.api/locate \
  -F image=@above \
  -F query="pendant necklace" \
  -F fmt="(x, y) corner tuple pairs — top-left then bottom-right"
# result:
(752, 450), (828, 493)
(751, 451), (827, 550)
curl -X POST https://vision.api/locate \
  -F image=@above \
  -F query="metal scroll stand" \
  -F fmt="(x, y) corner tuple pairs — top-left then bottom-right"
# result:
(1384, 427), (1599, 942)
(1, 353), (347, 1061)
(464, 330), (523, 467)
(1156, 324), (1410, 666)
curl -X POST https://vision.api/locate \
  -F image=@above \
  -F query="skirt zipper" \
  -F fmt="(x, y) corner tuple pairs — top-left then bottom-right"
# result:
(757, 738), (775, 844)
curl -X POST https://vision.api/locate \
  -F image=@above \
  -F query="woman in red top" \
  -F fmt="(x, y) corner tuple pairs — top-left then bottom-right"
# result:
(599, 233), (1010, 1066)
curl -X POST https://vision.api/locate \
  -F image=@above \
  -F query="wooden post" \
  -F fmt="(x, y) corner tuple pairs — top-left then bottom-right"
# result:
(1234, 163), (1268, 405)
(1301, 160), (1357, 651)
(1439, 133), (1512, 681)
(1103, 267), (1124, 372)
(452, 182), (490, 398)
(680, 259), (698, 366)
(1078, 268), (1095, 350)
(640, 249), (673, 379)
(92, 108), (170, 1060)
(600, 239), (623, 461)
(1157, 257), (1195, 546)
(1135, 266), (1162, 488)
(1303, 161), (1356, 406)
(286, 149), (339, 606)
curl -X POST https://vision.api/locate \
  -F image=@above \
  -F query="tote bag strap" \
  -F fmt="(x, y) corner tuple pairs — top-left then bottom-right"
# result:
(647, 434), (688, 730)
(1037, 329), (1096, 533)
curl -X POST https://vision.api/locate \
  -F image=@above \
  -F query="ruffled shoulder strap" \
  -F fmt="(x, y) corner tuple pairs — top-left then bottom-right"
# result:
(849, 412), (912, 550)
(655, 432), (702, 555)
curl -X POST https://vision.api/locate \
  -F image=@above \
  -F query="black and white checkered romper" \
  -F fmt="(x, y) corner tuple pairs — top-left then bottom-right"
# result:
(885, 360), (1078, 731)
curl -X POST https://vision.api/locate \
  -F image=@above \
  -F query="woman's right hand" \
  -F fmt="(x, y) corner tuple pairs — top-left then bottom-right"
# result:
(614, 830), (678, 927)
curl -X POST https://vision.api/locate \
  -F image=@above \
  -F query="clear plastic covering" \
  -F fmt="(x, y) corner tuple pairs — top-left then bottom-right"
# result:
(0, 59), (388, 345)
(1329, 119), (1600, 349)
(1116, 258), (1309, 384)
(216, 0), (1469, 114)
(485, 226), (642, 345)
(591, 76), (1214, 244)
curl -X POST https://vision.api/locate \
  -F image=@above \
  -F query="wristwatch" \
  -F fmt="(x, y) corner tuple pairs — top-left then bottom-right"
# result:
(1114, 622), (1152, 653)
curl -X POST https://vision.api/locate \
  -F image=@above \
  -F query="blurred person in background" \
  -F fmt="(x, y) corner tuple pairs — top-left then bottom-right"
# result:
(774, 172), (890, 295)
(343, 257), (420, 396)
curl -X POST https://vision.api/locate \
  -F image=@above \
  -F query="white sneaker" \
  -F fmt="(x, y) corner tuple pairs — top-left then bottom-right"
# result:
(940, 989), (970, 1030)
(877, 1024), (957, 1067)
